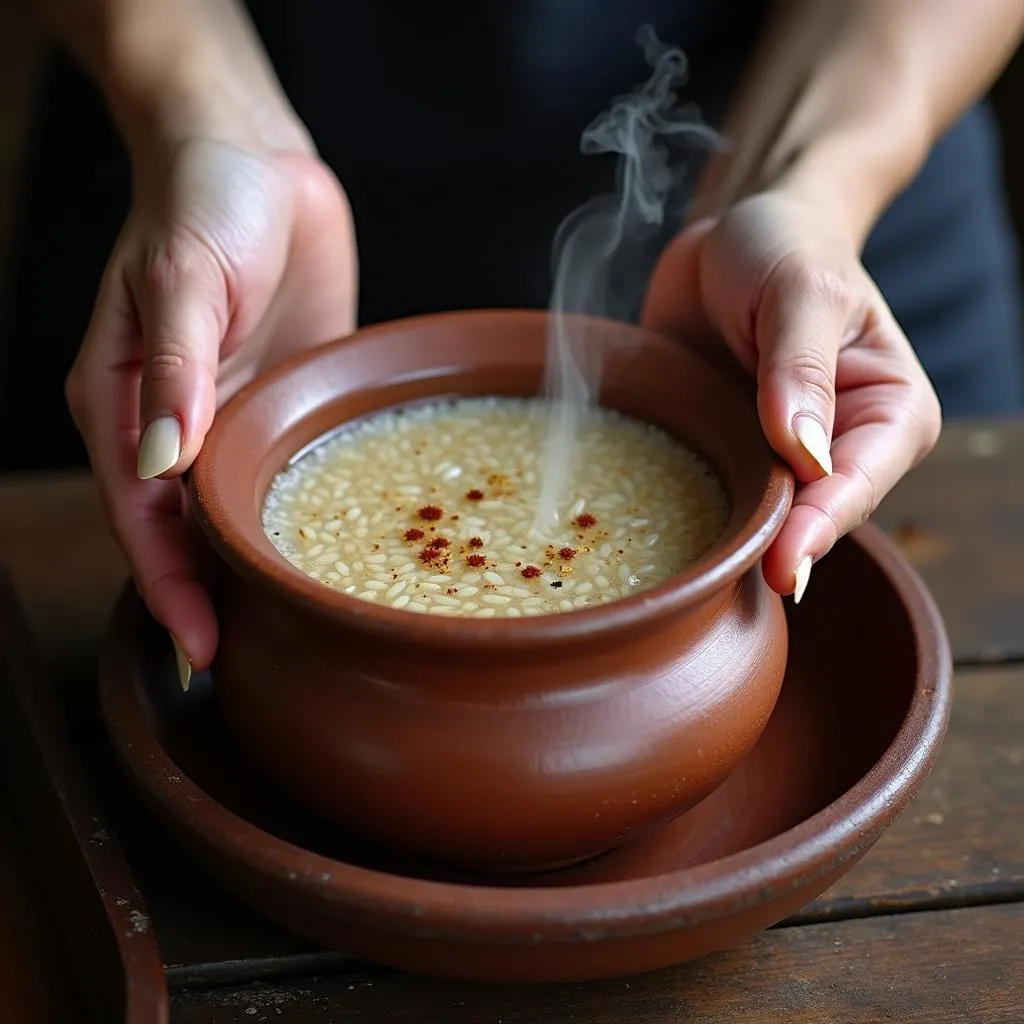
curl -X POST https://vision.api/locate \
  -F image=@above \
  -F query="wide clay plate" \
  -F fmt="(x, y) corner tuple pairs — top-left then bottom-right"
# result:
(99, 523), (951, 983)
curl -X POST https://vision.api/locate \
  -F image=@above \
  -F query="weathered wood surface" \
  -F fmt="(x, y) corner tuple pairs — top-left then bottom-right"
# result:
(801, 665), (1024, 921)
(2, 417), (1023, 1022)
(170, 902), (1024, 1024)
(871, 418), (1024, 664)
(54, 662), (1021, 981)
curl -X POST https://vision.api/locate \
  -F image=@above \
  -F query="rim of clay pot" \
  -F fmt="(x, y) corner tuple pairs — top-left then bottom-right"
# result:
(192, 309), (794, 649)
(103, 522), (951, 943)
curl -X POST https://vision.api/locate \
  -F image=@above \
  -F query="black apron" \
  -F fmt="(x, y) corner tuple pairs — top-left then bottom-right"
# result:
(2, 1), (1021, 471)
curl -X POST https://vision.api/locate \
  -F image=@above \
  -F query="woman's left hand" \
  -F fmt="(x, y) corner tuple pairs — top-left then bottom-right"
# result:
(641, 190), (942, 602)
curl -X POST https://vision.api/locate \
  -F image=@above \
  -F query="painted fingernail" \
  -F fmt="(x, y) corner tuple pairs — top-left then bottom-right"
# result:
(171, 635), (192, 692)
(793, 556), (813, 604)
(793, 416), (833, 477)
(138, 416), (182, 480)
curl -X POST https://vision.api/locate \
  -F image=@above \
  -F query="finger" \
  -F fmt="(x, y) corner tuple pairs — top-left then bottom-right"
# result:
(133, 231), (227, 481)
(641, 219), (712, 338)
(639, 220), (750, 378)
(754, 256), (857, 485)
(69, 263), (219, 672)
(761, 405), (932, 599)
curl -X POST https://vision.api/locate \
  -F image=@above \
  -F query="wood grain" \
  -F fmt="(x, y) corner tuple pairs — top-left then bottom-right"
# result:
(873, 418), (1024, 664)
(1, 420), (1022, 1020)
(169, 901), (1024, 1024)
(800, 665), (1024, 920)
(57, 662), (1021, 980)
(0, 473), (125, 692)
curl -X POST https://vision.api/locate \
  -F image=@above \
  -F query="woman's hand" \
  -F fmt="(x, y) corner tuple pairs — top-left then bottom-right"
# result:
(641, 190), (941, 601)
(65, 136), (357, 681)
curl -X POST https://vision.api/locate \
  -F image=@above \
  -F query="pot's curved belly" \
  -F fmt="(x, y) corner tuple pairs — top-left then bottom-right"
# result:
(213, 564), (787, 872)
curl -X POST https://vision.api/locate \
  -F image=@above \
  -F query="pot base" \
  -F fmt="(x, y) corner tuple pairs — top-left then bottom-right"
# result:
(99, 524), (951, 982)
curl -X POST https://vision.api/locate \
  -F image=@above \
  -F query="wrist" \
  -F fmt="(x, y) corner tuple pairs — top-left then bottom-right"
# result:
(94, 2), (313, 163)
(117, 69), (315, 168)
(769, 100), (929, 252)
(690, 3), (933, 252)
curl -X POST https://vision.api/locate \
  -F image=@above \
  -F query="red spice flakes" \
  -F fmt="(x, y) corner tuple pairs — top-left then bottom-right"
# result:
(403, 527), (425, 542)
(466, 554), (487, 568)
(468, 536), (484, 549)
(427, 537), (450, 549)
(521, 565), (542, 580)
(418, 547), (446, 565)
(465, 488), (485, 501)
(574, 513), (598, 529)
(558, 546), (576, 561)
(417, 505), (444, 521)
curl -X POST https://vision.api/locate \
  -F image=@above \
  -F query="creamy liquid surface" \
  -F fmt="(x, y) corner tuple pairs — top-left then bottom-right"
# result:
(261, 397), (728, 618)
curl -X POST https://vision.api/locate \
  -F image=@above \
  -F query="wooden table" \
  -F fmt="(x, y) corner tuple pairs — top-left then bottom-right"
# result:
(1, 419), (1022, 1022)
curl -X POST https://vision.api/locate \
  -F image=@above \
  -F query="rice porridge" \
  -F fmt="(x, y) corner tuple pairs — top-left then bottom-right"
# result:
(261, 397), (728, 618)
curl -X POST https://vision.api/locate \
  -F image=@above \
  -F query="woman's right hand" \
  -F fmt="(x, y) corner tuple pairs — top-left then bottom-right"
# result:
(65, 134), (358, 685)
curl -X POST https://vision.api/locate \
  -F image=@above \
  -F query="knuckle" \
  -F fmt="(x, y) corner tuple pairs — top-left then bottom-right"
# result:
(768, 349), (837, 409)
(302, 160), (352, 219)
(144, 230), (215, 294)
(843, 457), (880, 526)
(144, 342), (200, 384)
(144, 567), (195, 599)
(800, 495), (844, 550)
(773, 255), (853, 313)
(806, 266), (852, 311)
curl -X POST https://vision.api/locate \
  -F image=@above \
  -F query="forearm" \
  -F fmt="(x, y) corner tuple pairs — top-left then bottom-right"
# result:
(692, 0), (1024, 248)
(32, 0), (311, 159)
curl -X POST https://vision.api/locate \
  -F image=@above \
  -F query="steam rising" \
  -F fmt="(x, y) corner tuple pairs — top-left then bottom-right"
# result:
(534, 25), (721, 533)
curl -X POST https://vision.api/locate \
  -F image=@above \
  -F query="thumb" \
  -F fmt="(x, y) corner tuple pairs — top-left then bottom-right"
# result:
(640, 219), (752, 381)
(754, 258), (851, 483)
(640, 219), (711, 339)
(133, 233), (227, 481)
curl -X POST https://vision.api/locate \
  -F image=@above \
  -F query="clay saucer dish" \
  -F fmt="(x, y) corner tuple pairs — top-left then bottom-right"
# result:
(99, 523), (951, 984)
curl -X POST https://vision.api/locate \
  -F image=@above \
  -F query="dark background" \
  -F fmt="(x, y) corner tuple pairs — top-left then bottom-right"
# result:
(1, 7), (1021, 398)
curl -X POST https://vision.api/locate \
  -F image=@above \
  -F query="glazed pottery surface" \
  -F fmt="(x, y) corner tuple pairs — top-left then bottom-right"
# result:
(99, 525), (951, 983)
(190, 310), (793, 870)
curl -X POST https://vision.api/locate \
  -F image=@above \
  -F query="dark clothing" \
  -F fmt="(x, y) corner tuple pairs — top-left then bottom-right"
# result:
(2, 1), (1021, 472)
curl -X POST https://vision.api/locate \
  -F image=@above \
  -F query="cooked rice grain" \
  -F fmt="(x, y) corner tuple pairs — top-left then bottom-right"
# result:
(262, 397), (728, 617)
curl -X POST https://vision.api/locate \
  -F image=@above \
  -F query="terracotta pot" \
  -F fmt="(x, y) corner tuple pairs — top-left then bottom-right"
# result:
(191, 310), (794, 872)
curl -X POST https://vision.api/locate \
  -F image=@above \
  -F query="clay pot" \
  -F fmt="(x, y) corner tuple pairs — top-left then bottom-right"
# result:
(191, 310), (794, 872)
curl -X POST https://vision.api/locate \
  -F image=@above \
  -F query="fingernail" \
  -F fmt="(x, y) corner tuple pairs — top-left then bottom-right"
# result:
(138, 416), (182, 480)
(793, 416), (833, 477)
(793, 556), (813, 604)
(171, 635), (192, 692)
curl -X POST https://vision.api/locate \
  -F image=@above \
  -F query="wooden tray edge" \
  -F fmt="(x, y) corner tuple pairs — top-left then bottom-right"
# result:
(0, 568), (168, 1024)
